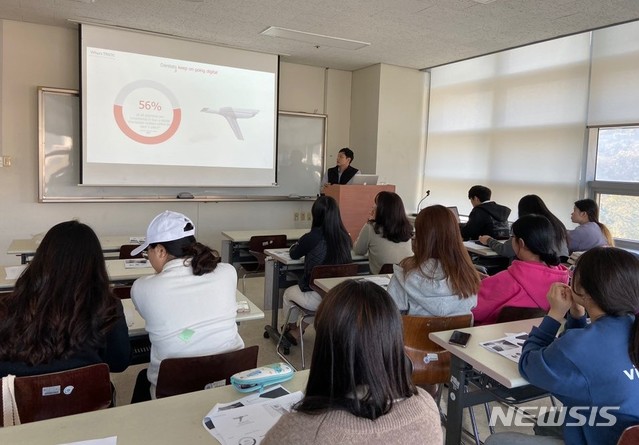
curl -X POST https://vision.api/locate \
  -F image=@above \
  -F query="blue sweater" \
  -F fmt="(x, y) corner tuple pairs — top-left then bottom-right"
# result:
(519, 315), (639, 445)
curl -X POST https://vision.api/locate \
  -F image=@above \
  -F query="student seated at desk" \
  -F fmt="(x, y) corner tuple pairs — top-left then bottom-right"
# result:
(353, 191), (413, 274)
(479, 194), (568, 260)
(460, 184), (511, 241)
(387, 205), (480, 316)
(0, 221), (130, 377)
(567, 198), (613, 253)
(472, 215), (569, 326)
(129, 211), (243, 402)
(282, 196), (352, 346)
(263, 280), (443, 445)
(486, 247), (639, 445)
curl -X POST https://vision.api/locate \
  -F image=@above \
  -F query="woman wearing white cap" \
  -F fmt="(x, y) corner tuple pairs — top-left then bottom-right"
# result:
(130, 211), (244, 402)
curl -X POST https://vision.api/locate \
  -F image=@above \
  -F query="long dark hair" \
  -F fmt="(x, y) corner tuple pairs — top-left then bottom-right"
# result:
(150, 221), (220, 276)
(571, 248), (639, 367)
(574, 199), (614, 246)
(0, 221), (118, 365)
(518, 195), (567, 252)
(311, 196), (352, 264)
(401, 205), (480, 299)
(371, 191), (412, 243)
(297, 280), (417, 419)
(511, 215), (560, 266)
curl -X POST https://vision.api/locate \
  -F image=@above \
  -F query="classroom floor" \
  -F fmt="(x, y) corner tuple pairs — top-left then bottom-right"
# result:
(110, 276), (545, 444)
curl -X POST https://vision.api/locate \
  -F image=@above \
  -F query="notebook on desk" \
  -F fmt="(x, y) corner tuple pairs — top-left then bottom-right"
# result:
(350, 174), (378, 185)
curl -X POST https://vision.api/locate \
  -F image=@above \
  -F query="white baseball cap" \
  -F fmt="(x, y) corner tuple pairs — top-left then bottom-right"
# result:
(131, 211), (195, 256)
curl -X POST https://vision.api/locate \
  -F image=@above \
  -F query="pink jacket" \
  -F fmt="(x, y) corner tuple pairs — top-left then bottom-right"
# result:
(472, 260), (569, 326)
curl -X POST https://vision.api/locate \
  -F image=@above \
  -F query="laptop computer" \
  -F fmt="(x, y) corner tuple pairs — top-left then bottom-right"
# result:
(350, 174), (379, 185)
(447, 206), (461, 223)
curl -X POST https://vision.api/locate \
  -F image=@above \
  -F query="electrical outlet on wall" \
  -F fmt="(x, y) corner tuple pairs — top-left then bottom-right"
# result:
(300, 212), (306, 221)
(306, 212), (311, 222)
(294, 212), (300, 222)
(2, 156), (11, 167)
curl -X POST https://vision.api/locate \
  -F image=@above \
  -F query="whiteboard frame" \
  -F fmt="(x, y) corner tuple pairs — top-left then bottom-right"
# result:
(38, 87), (325, 202)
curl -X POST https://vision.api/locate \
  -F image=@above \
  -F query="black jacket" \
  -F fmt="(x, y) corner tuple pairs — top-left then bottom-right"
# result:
(460, 201), (511, 241)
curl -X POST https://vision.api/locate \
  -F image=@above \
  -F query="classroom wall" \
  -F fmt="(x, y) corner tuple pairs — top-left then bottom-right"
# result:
(325, 69), (352, 164)
(0, 20), (355, 265)
(349, 64), (380, 175)
(375, 64), (429, 212)
(350, 63), (429, 212)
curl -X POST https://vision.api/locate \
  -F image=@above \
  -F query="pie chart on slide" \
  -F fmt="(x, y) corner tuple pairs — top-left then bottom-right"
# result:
(113, 80), (181, 144)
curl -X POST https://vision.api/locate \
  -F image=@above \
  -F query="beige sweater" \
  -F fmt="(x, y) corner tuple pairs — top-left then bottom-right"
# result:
(261, 388), (443, 445)
(353, 223), (413, 275)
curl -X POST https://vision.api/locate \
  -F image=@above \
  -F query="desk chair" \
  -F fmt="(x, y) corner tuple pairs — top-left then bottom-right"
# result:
(119, 244), (143, 259)
(277, 263), (360, 370)
(238, 235), (287, 293)
(402, 314), (490, 445)
(402, 314), (473, 399)
(112, 244), (144, 299)
(618, 424), (639, 445)
(0, 364), (112, 426)
(379, 263), (395, 274)
(495, 306), (547, 323)
(155, 345), (259, 399)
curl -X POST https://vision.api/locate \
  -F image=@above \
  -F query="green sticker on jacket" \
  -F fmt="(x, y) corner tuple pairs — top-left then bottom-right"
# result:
(178, 328), (195, 342)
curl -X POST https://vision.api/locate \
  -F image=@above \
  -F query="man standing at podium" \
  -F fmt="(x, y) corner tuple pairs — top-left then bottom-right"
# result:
(320, 147), (359, 192)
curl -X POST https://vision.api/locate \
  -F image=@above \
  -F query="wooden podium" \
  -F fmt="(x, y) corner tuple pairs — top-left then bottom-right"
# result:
(324, 184), (396, 241)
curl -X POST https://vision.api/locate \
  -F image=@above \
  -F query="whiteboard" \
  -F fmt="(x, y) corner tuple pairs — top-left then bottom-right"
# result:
(38, 87), (325, 202)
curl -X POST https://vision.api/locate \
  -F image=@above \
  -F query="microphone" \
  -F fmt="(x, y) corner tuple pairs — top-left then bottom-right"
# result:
(412, 190), (431, 216)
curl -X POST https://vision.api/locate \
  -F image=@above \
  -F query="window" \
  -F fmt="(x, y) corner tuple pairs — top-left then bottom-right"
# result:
(589, 126), (639, 247)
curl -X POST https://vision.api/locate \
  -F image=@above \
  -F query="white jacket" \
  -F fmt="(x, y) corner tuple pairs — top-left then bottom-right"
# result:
(132, 260), (244, 397)
(387, 259), (477, 317)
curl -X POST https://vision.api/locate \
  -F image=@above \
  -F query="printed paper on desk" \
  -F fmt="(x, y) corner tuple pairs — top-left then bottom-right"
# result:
(267, 248), (292, 261)
(479, 332), (529, 363)
(58, 437), (117, 445)
(208, 385), (291, 414)
(124, 259), (152, 269)
(361, 276), (390, 288)
(203, 390), (302, 445)
(5, 264), (27, 280)
(237, 300), (250, 313)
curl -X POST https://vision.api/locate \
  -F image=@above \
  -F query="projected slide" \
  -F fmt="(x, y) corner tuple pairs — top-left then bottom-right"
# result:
(85, 48), (275, 170)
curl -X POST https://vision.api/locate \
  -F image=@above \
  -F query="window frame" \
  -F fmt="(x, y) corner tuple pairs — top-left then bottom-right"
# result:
(587, 125), (639, 250)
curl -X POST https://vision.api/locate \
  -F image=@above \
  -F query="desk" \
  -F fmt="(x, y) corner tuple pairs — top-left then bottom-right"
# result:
(8, 235), (143, 264)
(0, 260), (156, 290)
(430, 318), (544, 445)
(262, 248), (368, 348)
(122, 291), (264, 337)
(124, 289), (264, 364)
(463, 240), (500, 257)
(1, 265), (264, 365)
(0, 370), (309, 445)
(313, 274), (391, 294)
(220, 229), (309, 264)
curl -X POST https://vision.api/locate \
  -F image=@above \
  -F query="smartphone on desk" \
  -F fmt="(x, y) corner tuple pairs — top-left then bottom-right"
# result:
(448, 330), (471, 348)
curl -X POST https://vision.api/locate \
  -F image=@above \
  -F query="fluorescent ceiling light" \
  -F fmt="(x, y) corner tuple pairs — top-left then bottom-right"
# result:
(472, 0), (498, 3)
(260, 26), (370, 50)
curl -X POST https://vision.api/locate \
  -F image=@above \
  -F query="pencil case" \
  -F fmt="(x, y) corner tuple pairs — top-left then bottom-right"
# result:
(230, 363), (294, 393)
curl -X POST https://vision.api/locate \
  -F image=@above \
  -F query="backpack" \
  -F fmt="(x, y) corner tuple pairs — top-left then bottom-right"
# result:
(477, 206), (510, 239)
(492, 218), (511, 240)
